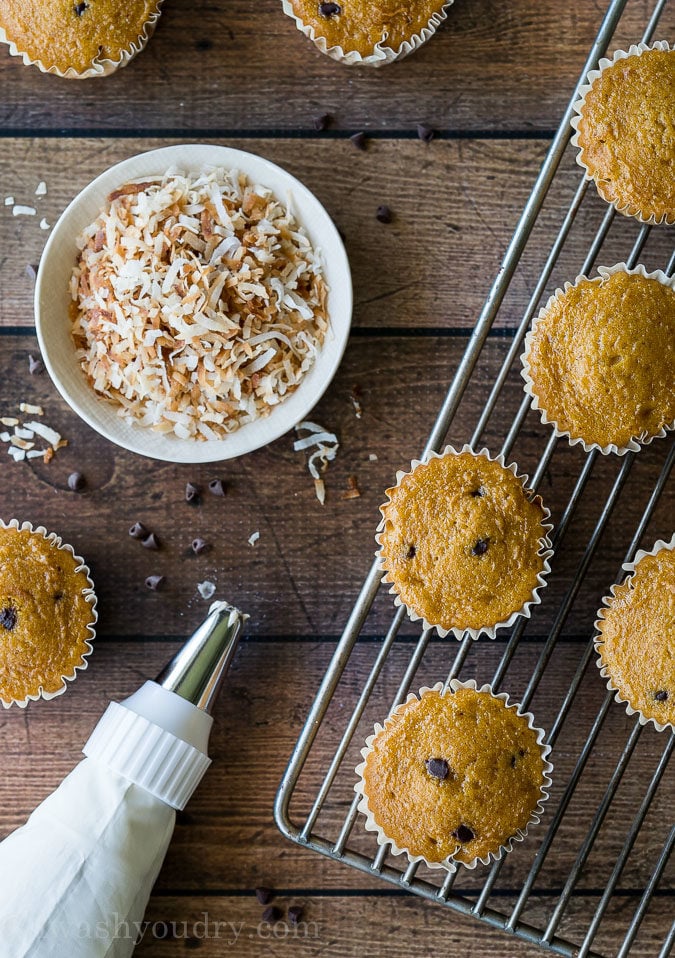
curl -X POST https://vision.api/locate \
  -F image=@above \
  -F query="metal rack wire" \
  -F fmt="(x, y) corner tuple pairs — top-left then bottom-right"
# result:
(274, 0), (674, 954)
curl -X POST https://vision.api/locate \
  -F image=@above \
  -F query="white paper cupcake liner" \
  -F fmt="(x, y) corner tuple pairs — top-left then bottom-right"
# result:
(375, 445), (554, 640)
(594, 535), (675, 734)
(521, 264), (675, 456)
(0, 2), (163, 79)
(280, 0), (453, 67)
(570, 41), (674, 225)
(0, 518), (97, 708)
(355, 680), (553, 871)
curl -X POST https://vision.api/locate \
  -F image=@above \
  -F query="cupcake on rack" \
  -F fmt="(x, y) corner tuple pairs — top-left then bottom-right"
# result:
(595, 536), (675, 733)
(0, 0), (163, 78)
(281, 0), (454, 67)
(355, 681), (552, 870)
(571, 41), (675, 224)
(376, 445), (553, 639)
(522, 264), (675, 455)
(0, 519), (97, 707)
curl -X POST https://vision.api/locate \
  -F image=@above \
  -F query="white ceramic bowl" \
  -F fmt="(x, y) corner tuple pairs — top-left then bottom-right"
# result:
(35, 144), (352, 463)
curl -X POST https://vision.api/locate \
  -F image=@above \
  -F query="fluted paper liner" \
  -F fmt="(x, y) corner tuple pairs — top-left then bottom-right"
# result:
(280, 0), (454, 67)
(0, 518), (97, 708)
(594, 535), (675, 734)
(0, 2), (163, 79)
(355, 681), (553, 872)
(521, 264), (675, 456)
(375, 445), (554, 639)
(570, 41), (674, 225)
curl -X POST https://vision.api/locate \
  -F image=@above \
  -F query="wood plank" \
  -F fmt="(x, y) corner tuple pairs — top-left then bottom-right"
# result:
(0, 1), (672, 133)
(1, 138), (673, 332)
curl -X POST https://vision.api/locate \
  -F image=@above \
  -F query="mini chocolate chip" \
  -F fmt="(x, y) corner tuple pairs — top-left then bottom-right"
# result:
(262, 906), (282, 923)
(425, 758), (449, 780)
(0, 606), (17, 630)
(417, 123), (435, 143)
(376, 205), (393, 224)
(255, 887), (274, 905)
(471, 537), (490, 556)
(191, 537), (207, 555)
(288, 905), (303, 925)
(471, 486), (485, 498)
(129, 521), (147, 539)
(74, 1), (87, 14)
(453, 824), (475, 843)
(318, 1), (341, 17)
(313, 113), (332, 131)
(54, 591), (63, 602)
(185, 482), (201, 503)
(350, 131), (367, 151)
(406, 544), (416, 559)
(145, 575), (165, 591)
(208, 478), (226, 497)
(67, 471), (86, 492)
(28, 353), (44, 375)
(141, 533), (160, 550)
(654, 690), (669, 701)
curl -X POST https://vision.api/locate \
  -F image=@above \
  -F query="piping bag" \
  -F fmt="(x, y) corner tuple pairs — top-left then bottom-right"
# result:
(0, 600), (247, 957)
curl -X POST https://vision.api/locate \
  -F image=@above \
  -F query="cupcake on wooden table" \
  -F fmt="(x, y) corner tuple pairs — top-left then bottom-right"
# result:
(355, 682), (552, 870)
(0, 0), (163, 77)
(522, 264), (675, 455)
(282, 0), (454, 66)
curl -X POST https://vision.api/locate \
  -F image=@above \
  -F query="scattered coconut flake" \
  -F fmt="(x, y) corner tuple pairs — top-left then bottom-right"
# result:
(26, 449), (46, 459)
(19, 403), (43, 415)
(23, 421), (61, 446)
(368, 453), (378, 461)
(0, 432), (9, 443)
(14, 427), (34, 440)
(294, 420), (339, 503)
(39, 218), (50, 231)
(341, 474), (361, 499)
(4, 196), (14, 206)
(8, 447), (25, 461)
(197, 580), (216, 600)
(11, 436), (34, 450)
(314, 478), (326, 505)
(248, 530), (260, 547)
(13, 205), (36, 217)
(0, 417), (18, 427)
(35, 181), (47, 196)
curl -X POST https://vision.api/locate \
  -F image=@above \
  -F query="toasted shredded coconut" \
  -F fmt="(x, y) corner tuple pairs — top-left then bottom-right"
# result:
(70, 167), (329, 441)
(13, 205), (36, 216)
(294, 420), (339, 503)
(35, 181), (47, 196)
(197, 580), (216, 600)
(248, 530), (260, 547)
(19, 403), (43, 415)
(4, 196), (14, 206)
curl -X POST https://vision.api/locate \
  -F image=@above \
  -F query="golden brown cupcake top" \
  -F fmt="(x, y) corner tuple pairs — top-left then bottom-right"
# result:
(377, 450), (550, 633)
(0, 0), (160, 74)
(288, 0), (448, 56)
(597, 544), (674, 729)
(524, 269), (675, 451)
(574, 47), (675, 223)
(0, 525), (96, 704)
(360, 686), (548, 865)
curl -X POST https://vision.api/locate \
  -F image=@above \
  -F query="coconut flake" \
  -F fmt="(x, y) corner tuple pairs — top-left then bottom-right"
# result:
(13, 205), (36, 216)
(40, 219), (50, 231)
(24, 421), (61, 446)
(35, 181), (47, 196)
(197, 580), (216, 600)
(4, 196), (14, 206)
(294, 421), (339, 502)
(248, 531), (260, 547)
(19, 403), (43, 415)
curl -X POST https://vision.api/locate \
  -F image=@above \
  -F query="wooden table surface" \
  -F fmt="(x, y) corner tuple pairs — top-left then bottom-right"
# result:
(0, 1), (673, 956)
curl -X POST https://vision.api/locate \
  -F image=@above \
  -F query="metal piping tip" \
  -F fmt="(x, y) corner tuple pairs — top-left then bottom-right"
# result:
(155, 600), (248, 713)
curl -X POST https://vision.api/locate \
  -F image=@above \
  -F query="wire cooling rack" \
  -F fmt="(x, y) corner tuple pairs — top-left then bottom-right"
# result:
(275, 1), (674, 954)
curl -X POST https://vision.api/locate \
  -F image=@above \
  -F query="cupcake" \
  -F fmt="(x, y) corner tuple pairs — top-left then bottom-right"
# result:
(281, 0), (453, 67)
(376, 445), (553, 639)
(595, 536), (674, 733)
(0, 519), (97, 707)
(571, 42), (675, 224)
(355, 682), (552, 870)
(522, 265), (675, 455)
(0, 0), (163, 78)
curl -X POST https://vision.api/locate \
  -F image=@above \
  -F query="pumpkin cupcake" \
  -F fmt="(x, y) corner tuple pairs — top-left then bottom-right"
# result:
(522, 264), (675, 455)
(571, 42), (675, 224)
(595, 536), (675, 733)
(355, 682), (552, 870)
(0, 0), (163, 78)
(281, 0), (454, 67)
(0, 519), (97, 707)
(376, 446), (553, 639)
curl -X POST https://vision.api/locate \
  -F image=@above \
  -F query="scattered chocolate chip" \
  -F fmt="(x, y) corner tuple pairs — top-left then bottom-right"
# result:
(28, 353), (44, 375)
(417, 123), (435, 143)
(191, 537), (207, 555)
(73, 1), (87, 14)
(471, 537), (490, 556)
(262, 906), (282, 923)
(129, 521), (147, 539)
(453, 824), (475, 843)
(185, 482), (201, 503)
(471, 486), (485, 498)
(288, 905), (304, 925)
(318, 1), (341, 17)
(350, 131), (367, 151)
(141, 532), (160, 550)
(406, 544), (416, 559)
(313, 113), (332, 131)
(67, 471), (86, 492)
(0, 606), (17, 631)
(376, 205), (393, 224)
(255, 887), (274, 905)
(145, 575), (165, 591)
(654, 690), (669, 701)
(208, 478), (226, 497)
(425, 758), (449, 780)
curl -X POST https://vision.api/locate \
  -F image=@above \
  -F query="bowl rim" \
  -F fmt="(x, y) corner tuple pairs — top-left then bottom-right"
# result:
(35, 143), (352, 463)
